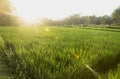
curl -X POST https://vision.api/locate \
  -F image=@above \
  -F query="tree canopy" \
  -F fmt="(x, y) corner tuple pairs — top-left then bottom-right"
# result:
(0, 0), (20, 26)
(0, 0), (13, 14)
(40, 14), (111, 26)
(112, 6), (120, 25)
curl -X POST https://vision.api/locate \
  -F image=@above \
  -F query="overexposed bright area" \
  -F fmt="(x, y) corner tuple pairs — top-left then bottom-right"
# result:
(12, 0), (120, 22)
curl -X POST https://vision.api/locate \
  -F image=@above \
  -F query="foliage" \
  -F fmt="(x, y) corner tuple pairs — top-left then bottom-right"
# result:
(0, 26), (120, 79)
(0, 0), (20, 26)
(0, 12), (20, 26)
(112, 6), (120, 25)
(40, 14), (111, 26)
(0, 0), (13, 13)
(99, 64), (120, 79)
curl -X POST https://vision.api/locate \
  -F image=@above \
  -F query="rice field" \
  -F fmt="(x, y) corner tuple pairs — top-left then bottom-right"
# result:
(0, 26), (120, 79)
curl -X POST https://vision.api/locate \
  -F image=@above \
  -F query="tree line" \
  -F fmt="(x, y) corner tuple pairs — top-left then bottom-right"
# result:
(0, 0), (120, 26)
(40, 15), (111, 26)
(39, 6), (120, 26)
(40, 6), (120, 26)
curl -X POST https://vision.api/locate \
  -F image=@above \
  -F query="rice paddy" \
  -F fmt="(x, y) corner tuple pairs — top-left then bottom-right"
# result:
(0, 26), (120, 79)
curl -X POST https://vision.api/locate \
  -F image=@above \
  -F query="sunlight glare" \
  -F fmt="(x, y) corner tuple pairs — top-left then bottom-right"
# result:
(45, 27), (49, 32)
(13, 0), (42, 23)
(12, 0), (120, 23)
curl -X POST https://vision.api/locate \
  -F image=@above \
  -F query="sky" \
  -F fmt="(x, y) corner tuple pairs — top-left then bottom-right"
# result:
(12, 0), (120, 21)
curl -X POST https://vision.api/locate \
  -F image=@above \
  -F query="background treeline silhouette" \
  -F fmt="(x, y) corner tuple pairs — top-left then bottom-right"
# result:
(0, 0), (120, 26)
(40, 6), (120, 26)
(40, 14), (111, 26)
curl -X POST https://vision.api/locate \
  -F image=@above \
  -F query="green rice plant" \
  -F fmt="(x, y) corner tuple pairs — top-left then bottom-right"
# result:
(0, 26), (120, 79)
(99, 64), (120, 79)
(0, 35), (4, 51)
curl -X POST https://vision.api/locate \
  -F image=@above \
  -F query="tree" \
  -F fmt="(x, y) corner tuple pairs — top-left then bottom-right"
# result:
(0, 0), (13, 13)
(63, 14), (81, 26)
(98, 15), (111, 25)
(0, 0), (19, 26)
(112, 6), (120, 25)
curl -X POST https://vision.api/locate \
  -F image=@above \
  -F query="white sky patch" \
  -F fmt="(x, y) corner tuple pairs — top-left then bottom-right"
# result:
(12, 0), (120, 20)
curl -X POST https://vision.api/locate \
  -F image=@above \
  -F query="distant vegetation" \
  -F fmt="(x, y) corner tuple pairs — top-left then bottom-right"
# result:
(40, 6), (120, 26)
(40, 14), (111, 26)
(0, 0), (120, 26)
(0, 0), (20, 26)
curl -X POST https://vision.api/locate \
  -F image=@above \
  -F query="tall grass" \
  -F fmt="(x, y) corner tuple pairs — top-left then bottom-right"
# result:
(0, 26), (120, 79)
